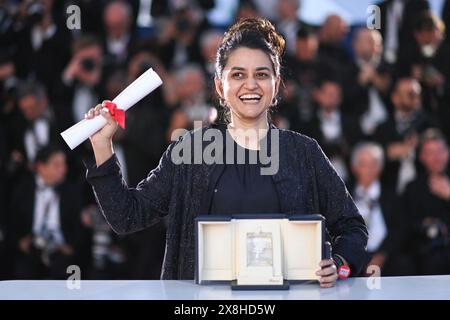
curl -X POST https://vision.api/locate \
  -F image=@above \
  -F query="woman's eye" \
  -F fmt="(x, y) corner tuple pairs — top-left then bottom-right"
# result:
(256, 72), (269, 78)
(232, 72), (244, 79)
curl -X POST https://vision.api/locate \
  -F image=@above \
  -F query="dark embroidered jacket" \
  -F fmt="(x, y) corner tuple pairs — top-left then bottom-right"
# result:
(86, 124), (368, 279)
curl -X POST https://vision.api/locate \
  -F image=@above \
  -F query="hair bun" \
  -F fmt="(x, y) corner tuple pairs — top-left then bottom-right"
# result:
(223, 17), (286, 57)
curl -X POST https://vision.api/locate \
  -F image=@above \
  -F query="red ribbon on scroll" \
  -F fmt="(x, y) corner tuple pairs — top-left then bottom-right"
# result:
(104, 101), (125, 129)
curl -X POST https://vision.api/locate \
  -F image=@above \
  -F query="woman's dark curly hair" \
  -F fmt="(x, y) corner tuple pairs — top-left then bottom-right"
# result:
(216, 17), (285, 79)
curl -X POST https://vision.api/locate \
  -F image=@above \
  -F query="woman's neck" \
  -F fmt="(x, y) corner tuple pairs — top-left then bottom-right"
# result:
(228, 114), (268, 131)
(227, 114), (269, 150)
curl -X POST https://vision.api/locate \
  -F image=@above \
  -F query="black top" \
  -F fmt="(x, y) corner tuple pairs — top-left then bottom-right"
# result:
(210, 133), (281, 215)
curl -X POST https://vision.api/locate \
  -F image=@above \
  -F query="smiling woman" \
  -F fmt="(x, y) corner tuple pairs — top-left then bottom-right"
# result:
(215, 48), (278, 131)
(214, 18), (284, 134)
(84, 17), (368, 288)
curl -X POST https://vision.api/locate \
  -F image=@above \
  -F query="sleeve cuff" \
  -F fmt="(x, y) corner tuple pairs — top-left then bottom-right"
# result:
(332, 240), (370, 276)
(84, 154), (121, 181)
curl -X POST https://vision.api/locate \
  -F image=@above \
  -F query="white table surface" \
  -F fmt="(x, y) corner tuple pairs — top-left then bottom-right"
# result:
(0, 276), (449, 300)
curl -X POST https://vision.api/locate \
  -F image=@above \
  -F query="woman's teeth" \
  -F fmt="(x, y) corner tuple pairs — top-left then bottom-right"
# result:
(239, 94), (261, 102)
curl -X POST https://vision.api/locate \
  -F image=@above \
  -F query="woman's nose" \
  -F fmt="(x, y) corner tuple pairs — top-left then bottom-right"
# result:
(244, 76), (258, 89)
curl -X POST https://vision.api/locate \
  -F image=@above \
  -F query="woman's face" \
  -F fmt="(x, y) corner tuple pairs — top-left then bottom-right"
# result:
(215, 47), (279, 125)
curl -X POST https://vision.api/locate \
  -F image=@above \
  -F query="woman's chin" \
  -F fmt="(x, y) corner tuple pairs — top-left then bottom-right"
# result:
(236, 103), (267, 114)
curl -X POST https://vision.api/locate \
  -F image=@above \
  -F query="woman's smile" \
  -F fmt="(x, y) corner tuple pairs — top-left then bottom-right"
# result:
(239, 93), (262, 104)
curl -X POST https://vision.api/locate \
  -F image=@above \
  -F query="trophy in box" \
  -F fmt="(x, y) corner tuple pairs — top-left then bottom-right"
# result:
(195, 214), (331, 290)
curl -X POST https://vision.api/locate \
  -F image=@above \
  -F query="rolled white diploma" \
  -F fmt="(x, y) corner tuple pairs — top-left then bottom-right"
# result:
(60, 68), (163, 150)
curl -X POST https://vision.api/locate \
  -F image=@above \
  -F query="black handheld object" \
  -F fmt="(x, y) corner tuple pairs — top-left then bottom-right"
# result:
(323, 241), (332, 260)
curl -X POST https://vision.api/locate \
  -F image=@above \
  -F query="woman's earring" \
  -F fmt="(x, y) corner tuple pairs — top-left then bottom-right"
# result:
(271, 96), (279, 106)
(218, 96), (226, 107)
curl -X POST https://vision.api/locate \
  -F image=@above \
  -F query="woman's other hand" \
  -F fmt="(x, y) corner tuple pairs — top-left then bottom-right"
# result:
(316, 259), (338, 288)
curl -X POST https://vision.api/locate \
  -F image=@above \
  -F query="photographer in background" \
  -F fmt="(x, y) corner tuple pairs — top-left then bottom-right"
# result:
(158, 6), (205, 70)
(10, 144), (89, 279)
(102, 0), (136, 74)
(401, 129), (450, 275)
(53, 35), (105, 183)
(301, 78), (364, 182)
(11, 0), (71, 94)
(397, 12), (449, 117)
(374, 77), (435, 193)
(55, 35), (104, 131)
(345, 28), (391, 137)
(7, 80), (58, 180)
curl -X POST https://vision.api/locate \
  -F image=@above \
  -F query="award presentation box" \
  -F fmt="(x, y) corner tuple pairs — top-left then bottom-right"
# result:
(195, 214), (331, 290)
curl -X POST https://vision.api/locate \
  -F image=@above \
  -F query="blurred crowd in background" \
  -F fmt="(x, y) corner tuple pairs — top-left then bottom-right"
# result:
(0, 0), (450, 280)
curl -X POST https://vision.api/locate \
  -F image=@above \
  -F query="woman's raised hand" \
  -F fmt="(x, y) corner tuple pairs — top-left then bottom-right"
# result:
(85, 100), (118, 146)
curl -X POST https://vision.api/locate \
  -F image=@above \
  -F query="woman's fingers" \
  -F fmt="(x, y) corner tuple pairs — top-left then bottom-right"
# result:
(85, 102), (116, 126)
(316, 259), (335, 275)
(320, 276), (338, 288)
(319, 259), (335, 268)
(317, 265), (336, 277)
(320, 274), (338, 288)
(318, 266), (338, 288)
(85, 104), (102, 119)
(95, 104), (103, 113)
(86, 100), (119, 143)
(316, 259), (338, 288)
(320, 271), (338, 282)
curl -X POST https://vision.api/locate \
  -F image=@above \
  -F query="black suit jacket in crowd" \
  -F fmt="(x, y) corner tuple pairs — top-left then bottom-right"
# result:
(349, 183), (407, 257)
(52, 78), (104, 133)
(374, 111), (436, 189)
(5, 112), (62, 182)
(401, 172), (450, 253)
(378, 0), (430, 57)
(10, 174), (87, 256)
(342, 61), (394, 117)
(12, 23), (71, 94)
(300, 109), (364, 163)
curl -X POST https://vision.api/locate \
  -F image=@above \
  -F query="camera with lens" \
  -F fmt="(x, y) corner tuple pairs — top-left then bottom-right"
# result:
(174, 8), (194, 33)
(3, 76), (19, 98)
(138, 60), (152, 76)
(80, 57), (97, 72)
(420, 218), (449, 250)
(176, 16), (192, 32)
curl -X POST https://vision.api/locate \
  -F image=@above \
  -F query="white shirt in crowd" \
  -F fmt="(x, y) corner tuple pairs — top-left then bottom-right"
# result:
(318, 110), (348, 180)
(394, 111), (417, 194)
(24, 116), (50, 163)
(384, 0), (404, 64)
(354, 180), (387, 253)
(31, 24), (57, 51)
(106, 34), (130, 62)
(32, 176), (65, 247)
(319, 110), (342, 141)
(72, 85), (98, 123)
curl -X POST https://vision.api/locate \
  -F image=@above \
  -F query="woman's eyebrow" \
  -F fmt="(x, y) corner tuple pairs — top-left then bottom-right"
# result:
(229, 66), (271, 71)
(230, 67), (245, 71)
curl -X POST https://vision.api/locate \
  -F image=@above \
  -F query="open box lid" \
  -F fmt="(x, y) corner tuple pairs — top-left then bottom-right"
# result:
(195, 214), (328, 285)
